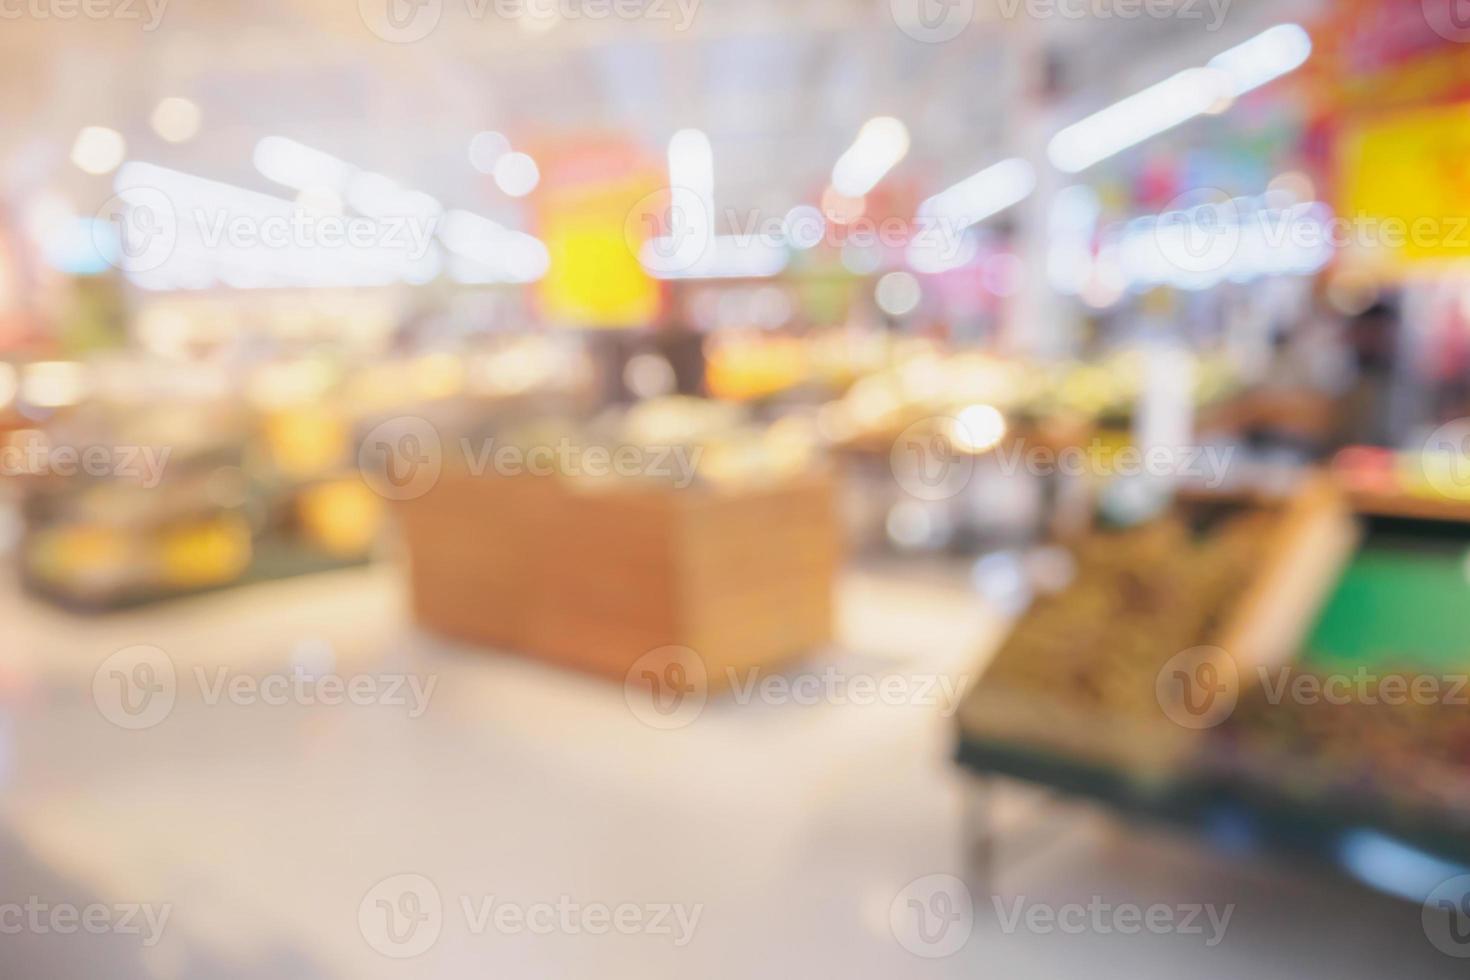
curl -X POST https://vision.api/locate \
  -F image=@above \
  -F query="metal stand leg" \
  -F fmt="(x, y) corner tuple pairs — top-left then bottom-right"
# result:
(963, 772), (996, 891)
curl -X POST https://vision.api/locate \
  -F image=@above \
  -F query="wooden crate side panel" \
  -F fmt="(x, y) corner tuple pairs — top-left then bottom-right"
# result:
(674, 475), (840, 677)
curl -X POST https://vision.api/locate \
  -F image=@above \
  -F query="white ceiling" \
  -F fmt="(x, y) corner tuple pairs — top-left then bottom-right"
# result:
(0, 0), (1315, 226)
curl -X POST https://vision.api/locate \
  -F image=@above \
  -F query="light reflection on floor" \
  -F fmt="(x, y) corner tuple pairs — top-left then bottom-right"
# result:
(0, 564), (1458, 978)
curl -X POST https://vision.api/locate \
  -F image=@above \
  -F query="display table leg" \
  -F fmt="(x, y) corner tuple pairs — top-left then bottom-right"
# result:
(962, 772), (996, 890)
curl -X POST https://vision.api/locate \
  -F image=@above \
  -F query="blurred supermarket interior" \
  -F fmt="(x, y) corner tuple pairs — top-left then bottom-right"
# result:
(7, 0), (1470, 976)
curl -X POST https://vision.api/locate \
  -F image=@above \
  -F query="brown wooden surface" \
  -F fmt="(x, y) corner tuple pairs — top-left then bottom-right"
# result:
(955, 476), (1360, 778)
(393, 469), (840, 690)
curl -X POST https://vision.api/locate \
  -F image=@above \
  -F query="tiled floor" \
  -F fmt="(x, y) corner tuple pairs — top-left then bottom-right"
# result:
(0, 563), (1460, 978)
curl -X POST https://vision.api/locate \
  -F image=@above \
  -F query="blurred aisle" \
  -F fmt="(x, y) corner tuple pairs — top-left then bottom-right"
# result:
(0, 565), (1455, 979)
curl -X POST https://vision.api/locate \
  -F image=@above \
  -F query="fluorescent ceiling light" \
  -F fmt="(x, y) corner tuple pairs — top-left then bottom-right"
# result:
(1048, 68), (1226, 174)
(639, 235), (788, 280)
(113, 161), (452, 290)
(668, 129), (713, 204)
(436, 209), (549, 283)
(253, 136), (356, 191)
(919, 158), (1036, 230)
(1048, 24), (1312, 173)
(1208, 23), (1313, 97)
(640, 129), (789, 280)
(831, 117), (910, 198)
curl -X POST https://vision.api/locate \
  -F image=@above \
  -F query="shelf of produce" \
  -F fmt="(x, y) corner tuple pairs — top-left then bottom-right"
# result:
(955, 477), (1470, 899)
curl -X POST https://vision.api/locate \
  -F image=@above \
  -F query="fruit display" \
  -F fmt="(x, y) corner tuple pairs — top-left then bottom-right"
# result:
(1212, 678), (1470, 828)
(11, 341), (591, 610)
(959, 479), (1470, 857)
(703, 328), (919, 402)
(1335, 444), (1470, 515)
(1204, 523), (1470, 828)
(962, 504), (1278, 772)
(451, 395), (823, 493)
(15, 401), (378, 608)
(819, 348), (1241, 452)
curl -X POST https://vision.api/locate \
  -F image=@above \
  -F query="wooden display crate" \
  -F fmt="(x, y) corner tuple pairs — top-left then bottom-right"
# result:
(393, 469), (840, 690)
(956, 476), (1359, 779)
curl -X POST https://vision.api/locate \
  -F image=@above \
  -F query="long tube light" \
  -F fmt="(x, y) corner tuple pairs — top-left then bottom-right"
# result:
(1048, 23), (1312, 174)
(831, 117), (910, 198)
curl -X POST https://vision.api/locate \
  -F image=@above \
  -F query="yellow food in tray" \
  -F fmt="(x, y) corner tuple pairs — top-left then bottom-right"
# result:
(27, 524), (134, 588)
(158, 515), (253, 588)
(261, 408), (348, 479)
(296, 480), (384, 558)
